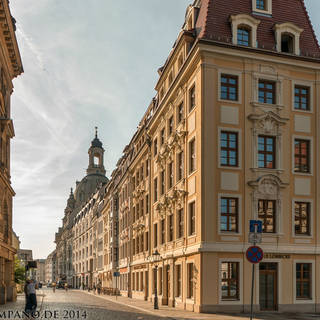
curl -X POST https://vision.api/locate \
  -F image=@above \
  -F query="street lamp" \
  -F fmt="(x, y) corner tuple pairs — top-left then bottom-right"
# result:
(150, 250), (161, 310)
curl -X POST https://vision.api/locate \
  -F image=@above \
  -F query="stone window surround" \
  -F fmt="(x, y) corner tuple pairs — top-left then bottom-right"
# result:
(293, 260), (315, 304)
(218, 127), (242, 170)
(252, 73), (284, 107)
(230, 14), (261, 48)
(218, 258), (243, 305)
(218, 69), (243, 105)
(291, 198), (313, 239)
(292, 80), (314, 113)
(217, 193), (242, 235)
(252, 0), (272, 15)
(274, 23), (303, 55)
(292, 135), (313, 176)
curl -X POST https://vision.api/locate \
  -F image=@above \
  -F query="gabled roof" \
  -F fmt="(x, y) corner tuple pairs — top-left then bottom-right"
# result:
(195, 0), (320, 57)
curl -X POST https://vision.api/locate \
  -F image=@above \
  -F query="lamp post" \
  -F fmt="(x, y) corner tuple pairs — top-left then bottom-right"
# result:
(151, 250), (161, 310)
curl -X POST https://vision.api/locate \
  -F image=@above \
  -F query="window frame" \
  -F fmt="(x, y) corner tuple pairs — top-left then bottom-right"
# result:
(177, 208), (184, 239)
(237, 27), (251, 46)
(220, 261), (240, 301)
(189, 84), (196, 112)
(258, 79), (276, 105)
(257, 135), (276, 169)
(294, 201), (310, 236)
(292, 81), (313, 113)
(189, 138), (196, 174)
(294, 138), (311, 174)
(258, 199), (276, 233)
(293, 260), (315, 304)
(220, 197), (239, 233)
(220, 131), (239, 167)
(220, 74), (239, 102)
(252, 0), (272, 15)
(188, 201), (196, 236)
(292, 199), (313, 239)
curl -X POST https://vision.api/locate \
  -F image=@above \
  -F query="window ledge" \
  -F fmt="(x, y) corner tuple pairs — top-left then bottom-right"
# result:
(251, 101), (284, 110)
(293, 172), (313, 177)
(218, 98), (241, 105)
(250, 168), (284, 174)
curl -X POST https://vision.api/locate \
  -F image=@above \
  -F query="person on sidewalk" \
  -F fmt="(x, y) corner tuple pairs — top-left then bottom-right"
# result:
(52, 282), (56, 293)
(93, 283), (96, 294)
(26, 279), (38, 317)
(24, 279), (31, 313)
(64, 283), (68, 292)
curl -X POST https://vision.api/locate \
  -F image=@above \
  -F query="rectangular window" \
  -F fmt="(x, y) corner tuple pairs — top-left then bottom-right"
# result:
(161, 219), (165, 245)
(177, 102), (184, 124)
(237, 28), (250, 46)
(221, 262), (239, 300)
(220, 131), (238, 167)
(294, 86), (310, 111)
(187, 263), (194, 298)
(258, 135), (276, 169)
(154, 224), (158, 248)
(189, 139), (196, 173)
(160, 128), (165, 145)
(168, 214), (174, 242)
(168, 162), (174, 189)
(294, 202), (310, 235)
(154, 178), (158, 202)
(177, 208), (184, 238)
(220, 198), (238, 232)
(160, 170), (165, 195)
(189, 85), (196, 112)
(189, 201), (196, 236)
(176, 265), (182, 297)
(146, 160), (149, 177)
(256, 0), (266, 10)
(221, 74), (238, 101)
(177, 151), (184, 181)
(159, 267), (163, 295)
(296, 263), (312, 299)
(258, 200), (276, 233)
(168, 116), (174, 135)
(294, 139), (310, 173)
(145, 231), (149, 251)
(259, 80), (276, 104)
(154, 138), (158, 155)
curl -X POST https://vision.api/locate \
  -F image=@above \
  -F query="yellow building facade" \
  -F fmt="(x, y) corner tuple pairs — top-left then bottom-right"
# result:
(98, 0), (320, 313)
(0, 0), (23, 305)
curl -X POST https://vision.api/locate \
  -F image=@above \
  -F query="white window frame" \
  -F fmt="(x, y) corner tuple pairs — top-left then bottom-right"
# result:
(252, 0), (272, 16)
(293, 260), (315, 304)
(230, 14), (260, 47)
(218, 127), (242, 170)
(292, 80), (314, 113)
(218, 193), (242, 235)
(218, 69), (242, 104)
(292, 198), (313, 239)
(218, 258), (243, 305)
(292, 135), (313, 176)
(274, 23), (303, 55)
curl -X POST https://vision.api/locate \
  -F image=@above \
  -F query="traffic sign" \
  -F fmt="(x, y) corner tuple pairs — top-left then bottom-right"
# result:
(246, 246), (263, 264)
(249, 232), (262, 244)
(250, 220), (262, 233)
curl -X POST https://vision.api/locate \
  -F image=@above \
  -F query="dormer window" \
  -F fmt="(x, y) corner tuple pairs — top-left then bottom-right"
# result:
(281, 33), (294, 53)
(256, 0), (266, 10)
(230, 14), (260, 48)
(237, 27), (250, 46)
(274, 23), (303, 55)
(252, 0), (272, 15)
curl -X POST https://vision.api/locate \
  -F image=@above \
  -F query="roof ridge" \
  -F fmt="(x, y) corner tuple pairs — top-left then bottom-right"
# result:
(300, 0), (320, 49)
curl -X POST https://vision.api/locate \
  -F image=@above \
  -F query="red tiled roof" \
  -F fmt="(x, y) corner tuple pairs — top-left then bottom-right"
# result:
(195, 0), (320, 57)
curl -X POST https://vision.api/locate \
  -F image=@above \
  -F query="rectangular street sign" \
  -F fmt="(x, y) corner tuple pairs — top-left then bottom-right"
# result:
(113, 272), (120, 277)
(250, 220), (262, 233)
(249, 232), (262, 244)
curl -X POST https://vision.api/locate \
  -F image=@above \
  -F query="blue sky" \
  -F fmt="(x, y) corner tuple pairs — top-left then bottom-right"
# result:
(9, 0), (320, 258)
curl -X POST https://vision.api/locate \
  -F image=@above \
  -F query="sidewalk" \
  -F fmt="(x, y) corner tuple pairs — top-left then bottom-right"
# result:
(79, 290), (307, 320)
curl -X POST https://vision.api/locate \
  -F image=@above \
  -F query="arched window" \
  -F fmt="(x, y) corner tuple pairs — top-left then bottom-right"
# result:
(281, 33), (294, 53)
(237, 27), (251, 46)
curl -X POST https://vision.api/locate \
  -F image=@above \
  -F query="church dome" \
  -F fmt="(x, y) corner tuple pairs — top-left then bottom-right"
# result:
(91, 136), (103, 148)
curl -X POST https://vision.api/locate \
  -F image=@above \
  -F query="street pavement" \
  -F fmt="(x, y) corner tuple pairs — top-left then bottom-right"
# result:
(0, 288), (319, 320)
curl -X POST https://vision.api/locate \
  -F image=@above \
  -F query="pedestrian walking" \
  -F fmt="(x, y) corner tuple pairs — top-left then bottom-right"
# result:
(25, 279), (38, 317)
(24, 279), (31, 313)
(97, 282), (101, 295)
(93, 283), (96, 294)
(52, 282), (56, 293)
(64, 283), (68, 292)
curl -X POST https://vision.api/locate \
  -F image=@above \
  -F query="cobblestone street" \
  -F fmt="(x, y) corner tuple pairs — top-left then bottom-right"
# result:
(0, 288), (319, 320)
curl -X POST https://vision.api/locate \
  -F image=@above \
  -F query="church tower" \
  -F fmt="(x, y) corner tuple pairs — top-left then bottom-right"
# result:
(87, 127), (106, 176)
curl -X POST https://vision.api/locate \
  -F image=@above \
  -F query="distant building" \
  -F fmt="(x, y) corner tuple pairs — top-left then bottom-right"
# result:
(35, 259), (46, 283)
(0, 0), (23, 305)
(45, 250), (56, 283)
(54, 130), (108, 287)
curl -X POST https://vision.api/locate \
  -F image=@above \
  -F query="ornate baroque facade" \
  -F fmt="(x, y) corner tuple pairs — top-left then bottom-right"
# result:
(55, 0), (320, 313)
(0, 0), (23, 305)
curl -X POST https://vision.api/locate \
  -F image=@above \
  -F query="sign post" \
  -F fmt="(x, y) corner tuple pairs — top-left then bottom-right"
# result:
(247, 220), (263, 320)
(113, 271), (120, 300)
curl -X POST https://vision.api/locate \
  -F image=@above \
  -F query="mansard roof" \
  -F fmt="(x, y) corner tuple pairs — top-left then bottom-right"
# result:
(195, 0), (320, 57)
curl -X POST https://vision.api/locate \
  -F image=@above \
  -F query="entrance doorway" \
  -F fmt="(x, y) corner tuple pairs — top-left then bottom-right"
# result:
(259, 263), (278, 311)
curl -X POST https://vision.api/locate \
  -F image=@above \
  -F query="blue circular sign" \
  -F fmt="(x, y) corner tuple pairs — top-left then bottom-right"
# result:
(246, 246), (263, 264)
